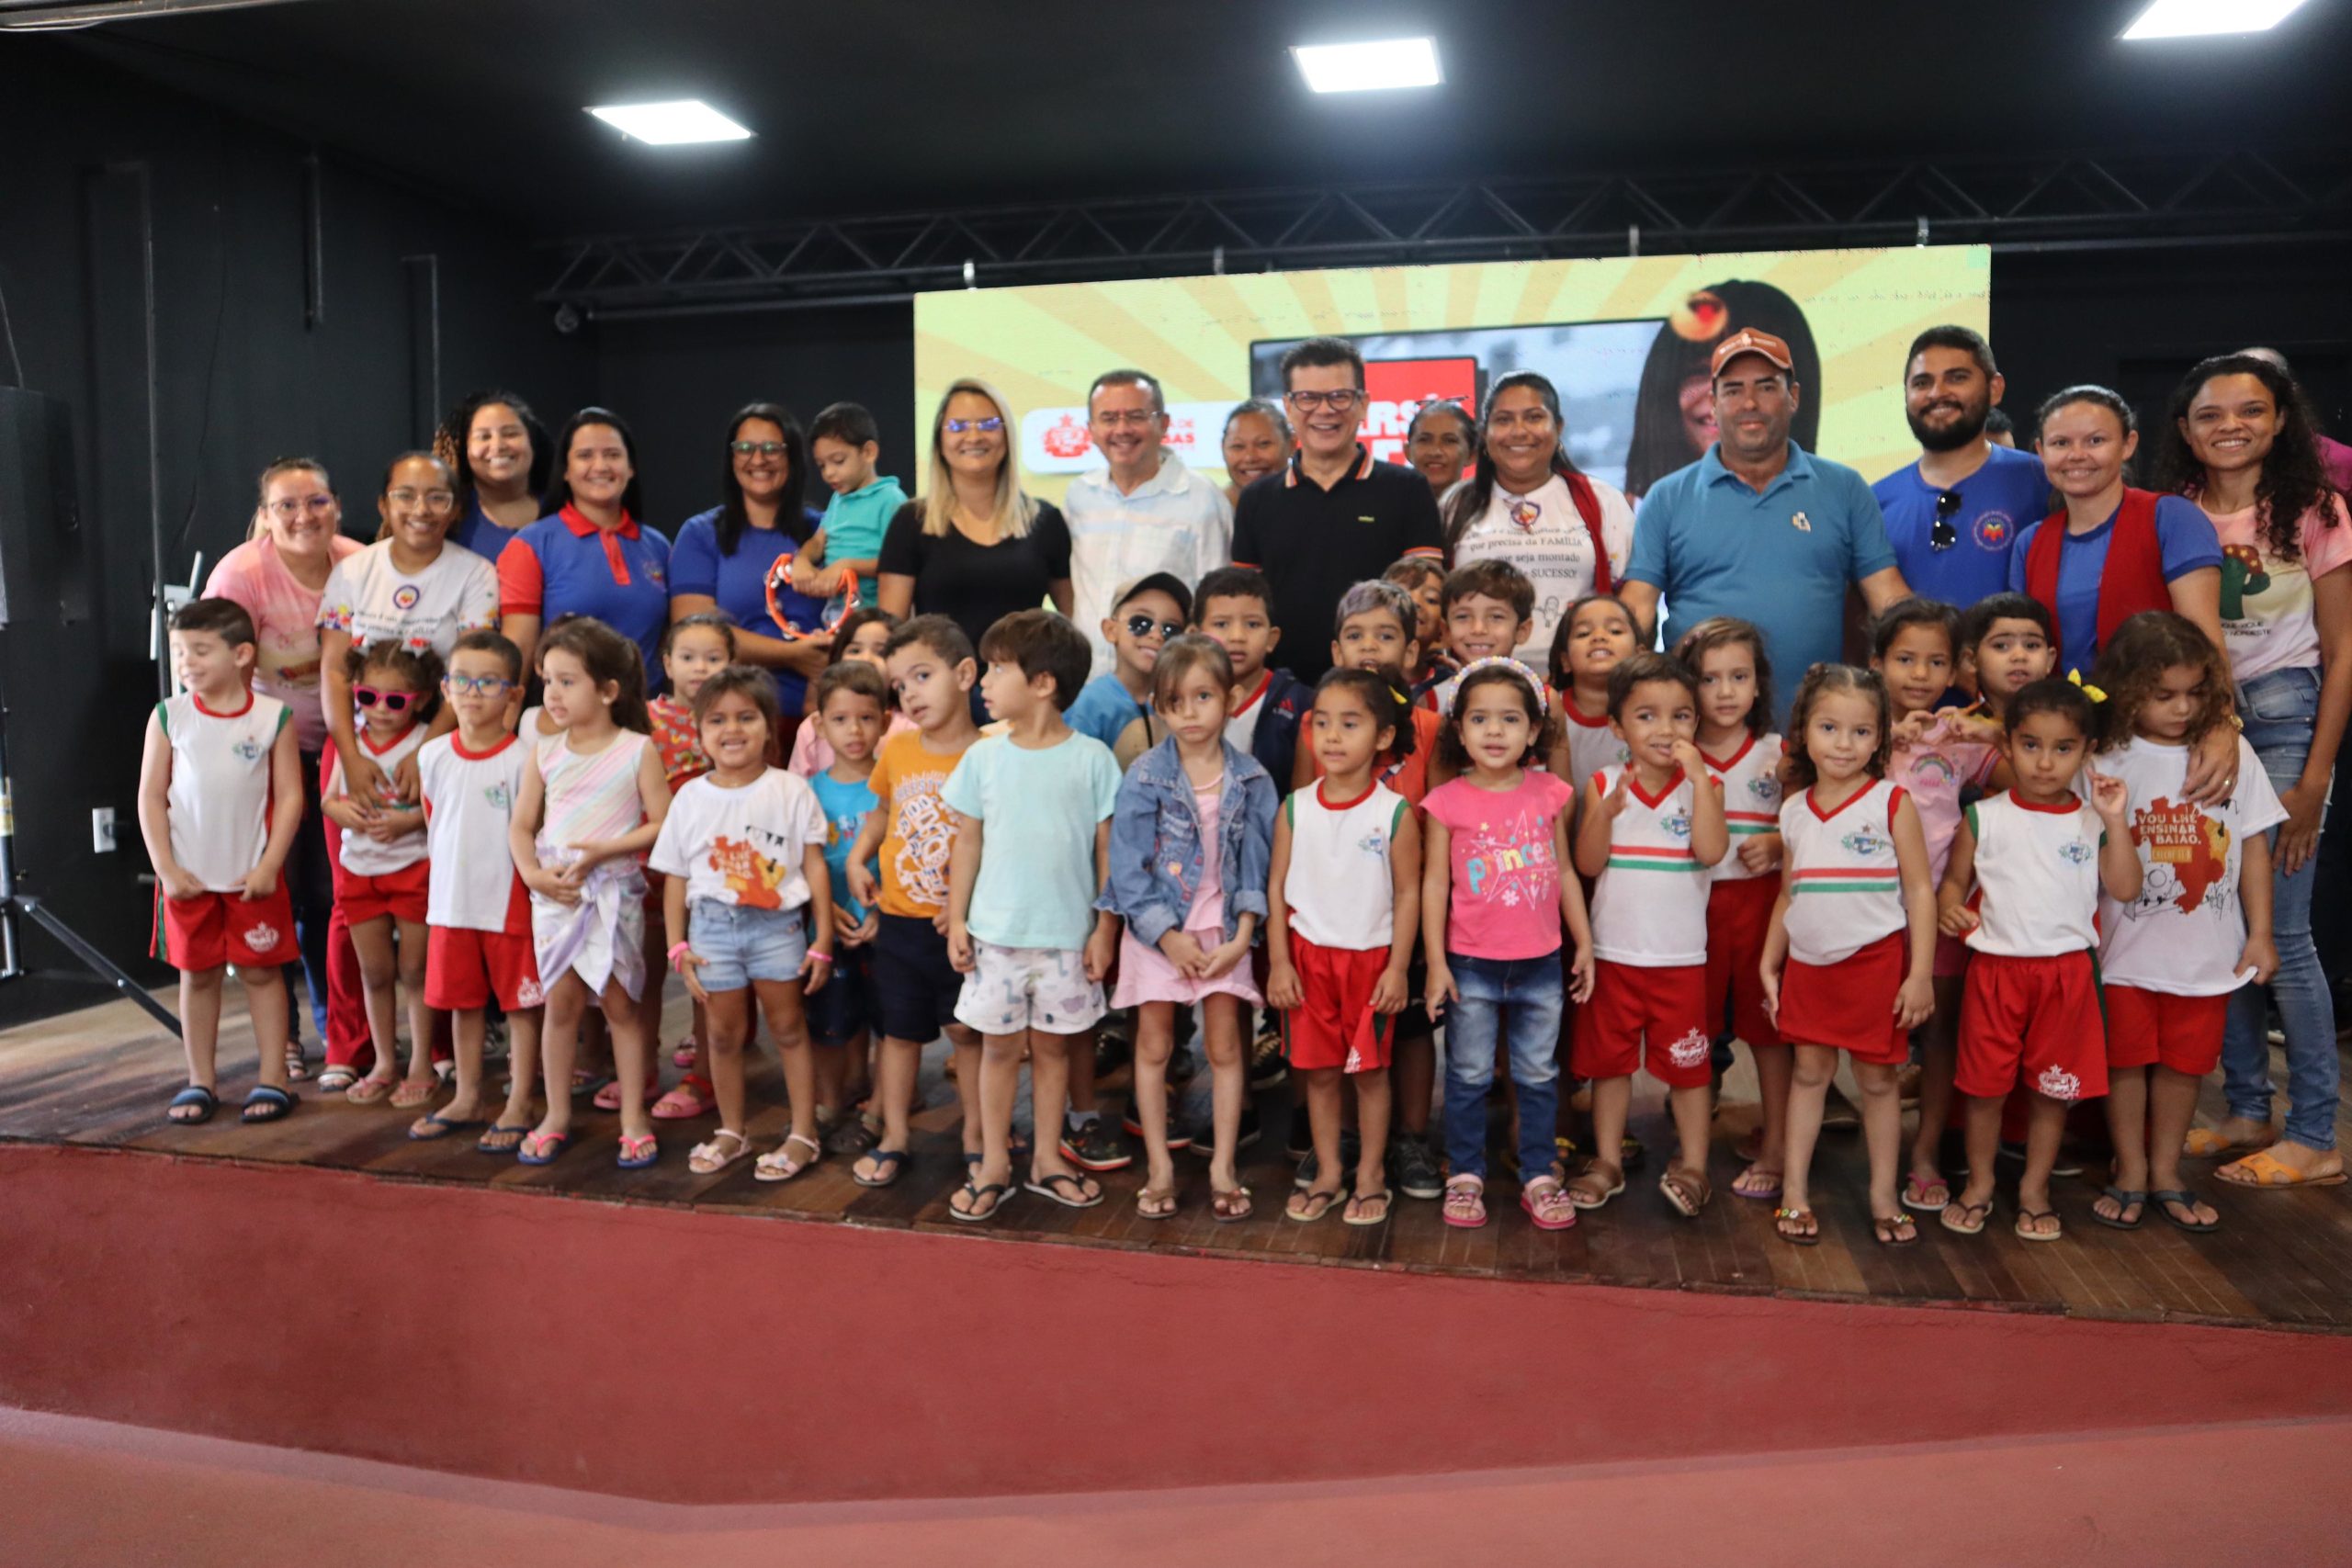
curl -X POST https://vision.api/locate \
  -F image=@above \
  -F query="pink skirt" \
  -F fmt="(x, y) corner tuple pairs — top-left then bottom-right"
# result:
(1113, 922), (1263, 1010)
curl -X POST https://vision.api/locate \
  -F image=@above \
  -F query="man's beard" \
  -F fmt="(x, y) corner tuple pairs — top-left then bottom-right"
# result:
(1909, 398), (1990, 453)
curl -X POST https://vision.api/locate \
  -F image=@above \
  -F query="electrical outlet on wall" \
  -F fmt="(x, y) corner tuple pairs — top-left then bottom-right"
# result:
(91, 807), (117, 853)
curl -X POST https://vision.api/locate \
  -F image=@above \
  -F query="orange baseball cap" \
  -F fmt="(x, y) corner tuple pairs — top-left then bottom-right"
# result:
(1710, 328), (1795, 378)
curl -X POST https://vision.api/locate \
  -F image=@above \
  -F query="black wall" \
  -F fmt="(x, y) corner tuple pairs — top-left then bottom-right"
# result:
(0, 40), (590, 1027)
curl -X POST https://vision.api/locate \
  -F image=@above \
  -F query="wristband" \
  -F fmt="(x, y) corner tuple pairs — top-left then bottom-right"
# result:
(667, 941), (694, 972)
(807, 949), (834, 964)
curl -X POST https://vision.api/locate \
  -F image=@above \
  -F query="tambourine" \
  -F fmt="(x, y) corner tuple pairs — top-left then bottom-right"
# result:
(766, 559), (861, 641)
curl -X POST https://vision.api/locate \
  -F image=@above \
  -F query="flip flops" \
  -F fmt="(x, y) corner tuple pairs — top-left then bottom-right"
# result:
(1901, 1172), (1951, 1213)
(1872, 1212), (1919, 1247)
(166, 1085), (218, 1125)
(1024, 1170), (1103, 1209)
(949, 1179), (1011, 1223)
(616, 1133), (660, 1170)
(1215, 1186), (1258, 1224)
(2092, 1186), (2147, 1231)
(853, 1148), (910, 1189)
(516, 1129), (573, 1166)
(2013, 1206), (2063, 1243)
(241, 1084), (296, 1123)
(1286, 1187), (1341, 1224)
(1940, 1198), (1993, 1236)
(476, 1122), (530, 1156)
(2150, 1189), (2221, 1232)
(1774, 1206), (1820, 1247)
(408, 1111), (486, 1142)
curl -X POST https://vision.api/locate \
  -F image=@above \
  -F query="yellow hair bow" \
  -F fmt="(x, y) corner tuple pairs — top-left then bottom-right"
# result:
(2067, 670), (2107, 704)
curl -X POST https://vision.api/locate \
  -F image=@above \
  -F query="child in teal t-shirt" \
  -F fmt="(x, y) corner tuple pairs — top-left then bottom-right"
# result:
(804, 660), (891, 1143)
(803, 401), (908, 622)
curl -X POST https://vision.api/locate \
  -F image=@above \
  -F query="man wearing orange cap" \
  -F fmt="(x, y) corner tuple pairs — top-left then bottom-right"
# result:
(1619, 328), (1912, 726)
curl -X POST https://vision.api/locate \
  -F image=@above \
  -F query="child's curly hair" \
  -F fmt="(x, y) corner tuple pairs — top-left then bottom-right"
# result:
(346, 640), (446, 727)
(1435, 661), (1557, 772)
(1782, 662), (1891, 790)
(1670, 615), (1774, 739)
(2089, 611), (2233, 752)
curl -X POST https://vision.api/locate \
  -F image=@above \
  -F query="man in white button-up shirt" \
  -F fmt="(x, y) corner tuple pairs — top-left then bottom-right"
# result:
(1064, 368), (1234, 676)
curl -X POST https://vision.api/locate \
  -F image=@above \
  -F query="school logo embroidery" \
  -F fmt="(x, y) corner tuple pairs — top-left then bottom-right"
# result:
(1839, 829), (1892, 858)
(1790, 511), (1813, 534)
(485, 781), (513, 812)
(1747, 775), (1780, 803)
(2059, 838), (2095, 865)
(242, 920), (281, 953)
(1659, 810), (1692, 840)
(231, 737), (265, 763)
(2036, 1064), (2083, 1101)
(1667, 1028), (1710, 1068)
(1973, 511), (2014, 551)
(1357, 829), (1389, 858)
(391, 583), (422, 612)
(514, 975), (545, 1009)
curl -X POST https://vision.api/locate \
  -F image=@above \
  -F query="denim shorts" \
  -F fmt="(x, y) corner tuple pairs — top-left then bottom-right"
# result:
(808, 941), (881, 1046)
(687, 898), (808, 992)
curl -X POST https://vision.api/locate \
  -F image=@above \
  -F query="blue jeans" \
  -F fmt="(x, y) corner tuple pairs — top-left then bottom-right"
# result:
(281, 750), (333, 1044)
(1441, 951), (1564, 1181)
(2224, 665), (2339, 1150)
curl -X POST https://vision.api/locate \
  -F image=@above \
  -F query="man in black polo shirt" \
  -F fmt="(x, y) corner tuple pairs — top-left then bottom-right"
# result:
(1231, 337), (1445, 682)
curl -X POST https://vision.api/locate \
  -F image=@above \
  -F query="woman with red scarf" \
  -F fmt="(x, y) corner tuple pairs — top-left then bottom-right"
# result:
(1442, 371), (1634, 667)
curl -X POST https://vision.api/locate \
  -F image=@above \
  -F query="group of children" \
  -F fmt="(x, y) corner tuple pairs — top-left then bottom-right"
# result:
(142, 540), (2280, 1244)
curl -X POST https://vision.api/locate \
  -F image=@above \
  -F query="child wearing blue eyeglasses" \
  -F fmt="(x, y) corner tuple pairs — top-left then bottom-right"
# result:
(413, 629), (545, 1149)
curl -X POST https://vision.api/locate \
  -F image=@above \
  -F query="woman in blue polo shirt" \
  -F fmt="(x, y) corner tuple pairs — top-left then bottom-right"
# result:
(442, 389), (550, 562)
(668, 402), (831, 729)
(496, 408), (672, 682)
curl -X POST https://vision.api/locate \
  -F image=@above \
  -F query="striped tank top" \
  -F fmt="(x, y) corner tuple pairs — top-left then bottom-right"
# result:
(1778, 777), (1908, 964)
(538, 729), (653, 874)
(1589, 763), (1714, 966)
(1703, 732), (1783, 885)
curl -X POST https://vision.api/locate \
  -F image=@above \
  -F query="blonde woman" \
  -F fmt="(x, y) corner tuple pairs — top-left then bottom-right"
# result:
(876, 378), (1072, 660)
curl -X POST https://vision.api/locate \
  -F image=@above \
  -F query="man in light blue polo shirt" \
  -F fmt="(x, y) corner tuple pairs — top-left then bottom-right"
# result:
(1872, 325), (2051, 610)
(1621, 328), (1911, 728)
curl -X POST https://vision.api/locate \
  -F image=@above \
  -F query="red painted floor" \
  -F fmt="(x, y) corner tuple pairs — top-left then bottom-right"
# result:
(3, 1407), (2345, 1567)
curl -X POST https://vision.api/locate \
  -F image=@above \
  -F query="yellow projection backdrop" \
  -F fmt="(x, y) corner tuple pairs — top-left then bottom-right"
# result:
(914, 244), (1990, 506)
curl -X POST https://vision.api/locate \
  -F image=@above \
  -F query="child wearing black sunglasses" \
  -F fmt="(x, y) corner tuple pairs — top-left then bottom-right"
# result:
(1063, 571), (1193, 754)
(322, 642), (443, 1108)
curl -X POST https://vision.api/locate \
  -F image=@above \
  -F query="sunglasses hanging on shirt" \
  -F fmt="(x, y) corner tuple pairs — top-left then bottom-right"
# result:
(1930, 489), (1962, 552)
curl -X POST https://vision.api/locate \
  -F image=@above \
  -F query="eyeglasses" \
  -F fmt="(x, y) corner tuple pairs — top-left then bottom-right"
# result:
(445, 673), (514, 697)
(354, 685), (417, 713)
(266, 495), (336, 518)
(730, 440), (786, 457)
(1284, 389), (1363, 413)
(1124, 615), (1185, 640)
(1093, 409), (1161, 428)
(1930, 490), (1962, 552)
(943, 416), (1005, 434)
(386, 488), (456, 510)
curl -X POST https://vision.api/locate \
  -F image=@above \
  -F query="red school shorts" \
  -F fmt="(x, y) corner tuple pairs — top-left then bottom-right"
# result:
(1955, 950), (2107, 1103)
(1282, 933), (1394, 1074)
(1705, 874), (1781, 1050)
(1571, 960), (1712, 1089)
(335, 859), (429, 926)
(2103, 986), (2229, 1077)
(156, 885), (300, 972)
(424, 925), (545, 1012)
(1777, 929), (1909, 1065)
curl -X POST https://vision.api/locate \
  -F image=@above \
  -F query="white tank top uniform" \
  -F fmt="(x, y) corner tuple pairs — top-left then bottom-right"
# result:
(327, 725), (430, 878)
(1704, 733), (1784, 885)
(1778, 778), (1908, 964)
(1962, 792), (2105, 956)
(1283, 779), (1407, 952)
(1589, 764), (1715, 967)
(2098, 735), (2286, 996)
(417, 732), (531, 933)
(1559, 694), (1630, 792)
(160, 691), (288, 891)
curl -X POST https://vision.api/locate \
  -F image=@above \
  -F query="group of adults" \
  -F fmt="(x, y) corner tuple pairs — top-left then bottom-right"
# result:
(201, 306), (2348, 1185)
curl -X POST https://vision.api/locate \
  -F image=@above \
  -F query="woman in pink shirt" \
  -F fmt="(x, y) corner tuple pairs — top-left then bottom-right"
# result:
(204, 458), (363, 1080)
(2157, 352), (2351, 1189)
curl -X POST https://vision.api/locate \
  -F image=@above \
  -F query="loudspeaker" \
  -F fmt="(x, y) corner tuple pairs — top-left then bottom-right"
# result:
(0, 387), (92, 629)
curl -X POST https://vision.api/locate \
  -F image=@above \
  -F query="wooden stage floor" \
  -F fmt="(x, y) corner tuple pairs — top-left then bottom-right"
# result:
(5, 987), (2348, 1337)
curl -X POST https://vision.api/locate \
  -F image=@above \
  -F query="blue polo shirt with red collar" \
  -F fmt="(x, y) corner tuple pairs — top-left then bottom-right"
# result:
(495, 504), (673, 682)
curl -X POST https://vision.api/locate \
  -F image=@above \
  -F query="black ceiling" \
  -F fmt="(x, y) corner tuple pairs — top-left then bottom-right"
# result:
(57, 0), (2352, 238)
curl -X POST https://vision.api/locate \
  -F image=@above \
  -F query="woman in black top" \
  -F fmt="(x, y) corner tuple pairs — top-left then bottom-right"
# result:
(876, 378), (1072, 656)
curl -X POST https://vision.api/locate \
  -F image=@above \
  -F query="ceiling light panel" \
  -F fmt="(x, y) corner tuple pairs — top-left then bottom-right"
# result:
(587, 100), (752, 145)
(2120, 0), (2309, 39)
(1292, 37), (1442, 93)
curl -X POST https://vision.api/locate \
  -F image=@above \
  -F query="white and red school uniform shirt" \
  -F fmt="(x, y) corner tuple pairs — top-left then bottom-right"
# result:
(1779, 777), (1908, 964)
(1589, 764), (1717, 967)
(160, 690), (288, 891)
(1703, 732), (1783, 884)
(1283, 779), (1408, 952)
(417, 731), (530, 934)
(324, 725), (429, 877)
(1225, 670), (1273, 754)
(1558, 692), (1630, 791)
(1962, 791), (2104, 957)
(2098, 735), (2286, 996)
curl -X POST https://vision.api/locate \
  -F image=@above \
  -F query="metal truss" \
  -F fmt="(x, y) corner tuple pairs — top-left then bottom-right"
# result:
(539, 147), (2352, 320)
